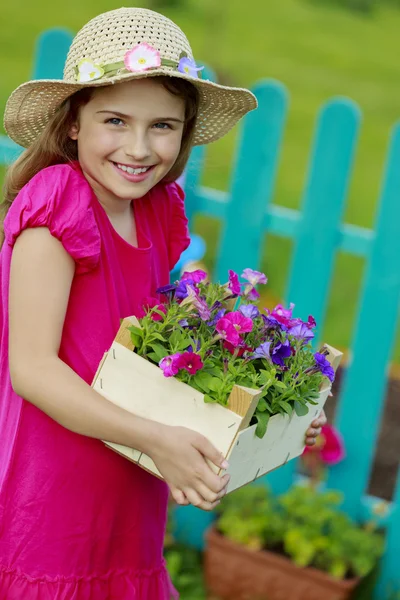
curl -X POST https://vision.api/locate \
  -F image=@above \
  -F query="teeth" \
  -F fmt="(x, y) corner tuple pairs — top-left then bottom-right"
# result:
(116, 163), (149, 175)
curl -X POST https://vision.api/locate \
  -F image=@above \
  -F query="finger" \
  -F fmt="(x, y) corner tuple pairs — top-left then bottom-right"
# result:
(184, 488), (221, 512)
(192, 435), (229, 471)
(195, 478), (230, 504)
(170, 486), (189, 506)
(311, 410), (327, 428)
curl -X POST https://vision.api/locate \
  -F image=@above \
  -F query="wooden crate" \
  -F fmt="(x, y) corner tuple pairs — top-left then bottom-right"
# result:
(92, 317), (342, 494)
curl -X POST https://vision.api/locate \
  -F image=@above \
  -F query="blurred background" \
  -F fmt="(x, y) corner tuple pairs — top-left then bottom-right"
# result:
(1, 0), (399, 598)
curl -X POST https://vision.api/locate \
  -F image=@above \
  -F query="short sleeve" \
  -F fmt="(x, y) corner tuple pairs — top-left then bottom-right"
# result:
(4, 163), (101, 274)
(167, 182), (190, 270)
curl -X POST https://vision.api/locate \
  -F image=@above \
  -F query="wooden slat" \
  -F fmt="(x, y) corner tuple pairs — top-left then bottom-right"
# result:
(115, 315), (140, 351)
(227, 386), (262, 431)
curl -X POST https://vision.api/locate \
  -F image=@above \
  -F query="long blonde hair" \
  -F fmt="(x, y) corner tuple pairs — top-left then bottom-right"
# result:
(0, 77), (199, 248)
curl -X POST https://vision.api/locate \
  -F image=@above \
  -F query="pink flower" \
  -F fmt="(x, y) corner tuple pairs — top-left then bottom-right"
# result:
(224, 311), (253, 334)
(216, 318), (241, 346)
(124, 43), (161, 72)
(176, 351), (204, 375)
(303, 424), (345, 466)
(271, 303), (295, 327)
(159, 353), (181, 377)
(216, 311), (253, 347)
(181, 269), (208, 284)
(227, 270), (241, 296)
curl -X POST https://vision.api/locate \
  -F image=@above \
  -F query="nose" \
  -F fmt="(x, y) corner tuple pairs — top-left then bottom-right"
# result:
(124, 128), (151, 162)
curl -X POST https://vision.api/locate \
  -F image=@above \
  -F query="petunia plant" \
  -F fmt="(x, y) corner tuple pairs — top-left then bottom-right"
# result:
(129, 269), (335, 438)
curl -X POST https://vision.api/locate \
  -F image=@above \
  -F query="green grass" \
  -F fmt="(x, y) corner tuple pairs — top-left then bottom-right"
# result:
(1, 0), (400, 360)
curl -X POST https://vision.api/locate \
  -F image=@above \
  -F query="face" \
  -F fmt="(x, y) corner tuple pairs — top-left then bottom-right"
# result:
(69, 78), (186, 207)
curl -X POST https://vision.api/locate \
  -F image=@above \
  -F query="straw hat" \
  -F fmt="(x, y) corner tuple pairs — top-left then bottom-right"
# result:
(4, 7), (257, 148)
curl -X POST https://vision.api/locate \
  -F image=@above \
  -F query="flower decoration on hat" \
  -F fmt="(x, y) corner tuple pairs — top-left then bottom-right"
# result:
(178, 56), (203, 79)
(124, 43), (161, 72)
(76, 59), (105, 83)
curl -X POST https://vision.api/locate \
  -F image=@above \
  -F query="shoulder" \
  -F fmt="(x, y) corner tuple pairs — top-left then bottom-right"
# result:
(4, 162), (100, 273)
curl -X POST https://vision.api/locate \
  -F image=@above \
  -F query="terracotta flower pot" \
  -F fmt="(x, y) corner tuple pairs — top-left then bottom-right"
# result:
(204, 527), (360, 600)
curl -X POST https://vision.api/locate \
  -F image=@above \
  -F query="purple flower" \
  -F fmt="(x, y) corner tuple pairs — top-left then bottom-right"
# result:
(314, 352), (335, 382)
(177, 56), (204, 78)
(176, 282), (199, 301)
(227, 270), (241, 296)
(271, 340), (292, 367)
(239, 304), (260, 320)
(207, 308), (226, 327)
(181, 269), (207, 284)
(193, 296), (211, 321)
(288, 322), (315, 343)
(159, 353), (181, 377)
(245, 286), (260, 301)
(156, 283), (177, 296)
(179, 319), (189, 327)
(262, 313), (287, 331)
(252, 342), (272, 361)
(241, 268), (268, 287)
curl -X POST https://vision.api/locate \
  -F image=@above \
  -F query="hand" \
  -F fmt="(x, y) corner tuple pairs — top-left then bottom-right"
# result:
(305, 410), (327, 446)
(149, 424), (230, 511)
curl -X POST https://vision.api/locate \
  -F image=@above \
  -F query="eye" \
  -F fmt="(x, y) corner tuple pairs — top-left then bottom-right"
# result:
(153, 122), (172, 130)
(106, 117), (124, 126)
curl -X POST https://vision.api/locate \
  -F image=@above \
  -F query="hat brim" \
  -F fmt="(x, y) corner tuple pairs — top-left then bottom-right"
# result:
(4, 69), (257, 148)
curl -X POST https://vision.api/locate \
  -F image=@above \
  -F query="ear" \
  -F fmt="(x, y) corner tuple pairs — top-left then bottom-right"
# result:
(69, 123), (79, 140)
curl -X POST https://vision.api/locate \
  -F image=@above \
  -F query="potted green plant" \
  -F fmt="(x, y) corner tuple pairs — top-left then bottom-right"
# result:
(204, 484), (384, 600)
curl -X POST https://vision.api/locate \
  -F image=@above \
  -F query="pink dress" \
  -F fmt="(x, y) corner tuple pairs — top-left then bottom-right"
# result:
(0, 162), (190, 599)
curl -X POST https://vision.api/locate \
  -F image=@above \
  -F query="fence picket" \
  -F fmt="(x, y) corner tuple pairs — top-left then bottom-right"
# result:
(376, 468), (400, 598)
(215, 80), (288, 281)
(327, 124), (400, 518)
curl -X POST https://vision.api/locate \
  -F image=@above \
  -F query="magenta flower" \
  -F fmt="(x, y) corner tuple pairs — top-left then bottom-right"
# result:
(181, 269), (208, 284)
(224, 311), (253, 334)
(270, 303), (295, 327)
(303, 424), (345, 466)
(241, 268), (268, 287)
(215, 318), (241, 346)
(159, 353), (182, 377)
(227, 270), (241, 296)
(176, 351), (204, 375)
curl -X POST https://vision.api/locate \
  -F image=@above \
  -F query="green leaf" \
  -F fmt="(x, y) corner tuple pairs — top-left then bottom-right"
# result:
(294, 401), (309, 417)
(128, 325), (143, 348)
(204, 394), (217, 404)
(148, 343), (169, 362)
(255, 412), (270, 439)
(192, 371), (213, 392)
(256, 398), (269, 412)
(147, 352), (161, 364)
(279, 400), (293, 415)
(169, 329), (182, 348)
(151, 332), (166, 343)
(208, 377), (223, 392)
(274, 380), (287, 391)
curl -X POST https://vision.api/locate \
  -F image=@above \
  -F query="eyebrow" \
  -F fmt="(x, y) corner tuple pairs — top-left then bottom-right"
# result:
(96, 110), (184, 123)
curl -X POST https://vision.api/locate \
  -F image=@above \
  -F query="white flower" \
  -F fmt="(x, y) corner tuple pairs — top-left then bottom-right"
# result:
(124, 43), (161, 72)
(76, 59), (104, 83)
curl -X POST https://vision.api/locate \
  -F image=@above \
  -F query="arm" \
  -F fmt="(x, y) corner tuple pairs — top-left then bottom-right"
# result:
(9, 227), (229, 509)
(9, 227), (156, 450)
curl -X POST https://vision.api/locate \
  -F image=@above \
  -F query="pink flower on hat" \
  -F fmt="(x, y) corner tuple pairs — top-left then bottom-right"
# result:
(124, 43), (161, 72)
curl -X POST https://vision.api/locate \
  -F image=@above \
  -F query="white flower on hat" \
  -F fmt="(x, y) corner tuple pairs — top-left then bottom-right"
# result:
(124, 43), (161, 72)
(76, 59), (104, 83)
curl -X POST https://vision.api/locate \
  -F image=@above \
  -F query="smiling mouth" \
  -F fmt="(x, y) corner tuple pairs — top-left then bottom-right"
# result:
(113, 162), (153, 175)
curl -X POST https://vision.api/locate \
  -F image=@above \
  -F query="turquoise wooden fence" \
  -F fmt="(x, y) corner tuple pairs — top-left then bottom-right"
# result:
(1, 28), (399, 599)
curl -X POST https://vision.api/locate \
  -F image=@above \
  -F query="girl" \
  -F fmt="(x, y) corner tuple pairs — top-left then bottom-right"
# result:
(0, 7), (325, 599)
